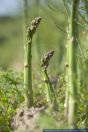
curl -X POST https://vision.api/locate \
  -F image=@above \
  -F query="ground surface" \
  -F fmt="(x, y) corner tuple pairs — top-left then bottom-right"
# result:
(11, 105), (47, 132)
(11, 103), (64, 132)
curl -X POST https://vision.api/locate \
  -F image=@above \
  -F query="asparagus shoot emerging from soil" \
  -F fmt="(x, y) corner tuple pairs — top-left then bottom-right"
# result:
(24, 17), (42, 108)
(41, 50), (58, 110)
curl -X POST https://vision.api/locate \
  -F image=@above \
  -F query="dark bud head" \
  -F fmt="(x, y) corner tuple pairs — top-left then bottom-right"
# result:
(48, 50), (54, 58)
(27, 17), (42, 38)
(41, 50), (54, 69)
(31, 17), (42, 27)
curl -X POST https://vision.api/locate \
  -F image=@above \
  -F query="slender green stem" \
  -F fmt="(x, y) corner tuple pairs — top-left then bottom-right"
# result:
(64, 63), (69, 118)
(43, 69), (52, 103)
(67, 0), (79, 128)
(78, 12), (88, 25)
(24, 0), (28, 27)
(62, 0), (69, 17)
(24, 37), (33, 108)
(64, 24), (70, 119)
(41, 50), (58, 110)
(23, 0), (29, 44)
(43, 69), (58, 110)
(24, 17), (42, 108)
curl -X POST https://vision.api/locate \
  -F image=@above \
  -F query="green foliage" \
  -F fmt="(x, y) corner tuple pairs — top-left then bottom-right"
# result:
(0, 68), (88, 130)
(77, 81), (88, 128)
(0, 68), (66, 131)
(0, 69), (24, 131)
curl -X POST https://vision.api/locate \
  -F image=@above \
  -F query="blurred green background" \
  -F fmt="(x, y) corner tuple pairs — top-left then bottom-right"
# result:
(0, 0), (88, 74)
(0, 0), (67, 74)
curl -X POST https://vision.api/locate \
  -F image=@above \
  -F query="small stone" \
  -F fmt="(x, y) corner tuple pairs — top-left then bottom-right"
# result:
(27, 114), (33, 119)
(19, 110), (24, 117)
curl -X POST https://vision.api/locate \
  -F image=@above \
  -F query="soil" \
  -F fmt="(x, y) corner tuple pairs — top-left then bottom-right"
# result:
(11, 102), (64, 132)
(11, 105), (46, 132)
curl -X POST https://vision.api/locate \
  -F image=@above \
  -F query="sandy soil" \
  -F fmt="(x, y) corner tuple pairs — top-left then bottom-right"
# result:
(11, 105), (46, 132)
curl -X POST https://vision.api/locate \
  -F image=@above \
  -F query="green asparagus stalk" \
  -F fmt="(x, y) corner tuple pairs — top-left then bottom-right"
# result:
(67, 0), (79, 128)
(64, 25), (70, 119)
(24, 17), (42, 108)
(41, 50), (58, 110)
